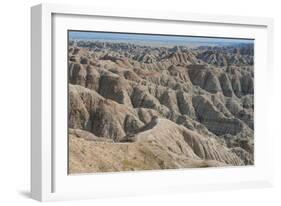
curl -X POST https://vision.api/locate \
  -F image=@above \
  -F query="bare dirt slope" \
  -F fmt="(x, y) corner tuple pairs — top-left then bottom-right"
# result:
(68, 41), (254, 174)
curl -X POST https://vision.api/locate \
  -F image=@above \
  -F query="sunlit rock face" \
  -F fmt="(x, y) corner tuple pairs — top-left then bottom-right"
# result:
(68, 36), (254, 174)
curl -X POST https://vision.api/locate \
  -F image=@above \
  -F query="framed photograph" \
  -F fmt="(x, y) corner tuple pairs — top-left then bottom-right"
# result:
(31, 3), (274, 201)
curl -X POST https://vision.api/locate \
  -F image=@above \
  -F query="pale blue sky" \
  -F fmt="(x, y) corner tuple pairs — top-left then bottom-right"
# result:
(69, 31), (254, 46)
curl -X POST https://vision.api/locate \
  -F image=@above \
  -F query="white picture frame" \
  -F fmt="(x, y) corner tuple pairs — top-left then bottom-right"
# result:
(31, 3), (274, 202)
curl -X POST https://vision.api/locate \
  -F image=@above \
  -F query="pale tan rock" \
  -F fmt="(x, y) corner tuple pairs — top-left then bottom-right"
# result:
(69, 118), (242, 174)
(68, 43), (254, 172)
(99, 72), (133, 106)
(187, 65), (222, 93)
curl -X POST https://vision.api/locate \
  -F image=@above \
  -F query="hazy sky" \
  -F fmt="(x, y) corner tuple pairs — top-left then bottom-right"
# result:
(69, 31), (254, 46)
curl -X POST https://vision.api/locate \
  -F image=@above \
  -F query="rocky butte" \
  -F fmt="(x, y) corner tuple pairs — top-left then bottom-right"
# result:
(68, 38), (254, 174)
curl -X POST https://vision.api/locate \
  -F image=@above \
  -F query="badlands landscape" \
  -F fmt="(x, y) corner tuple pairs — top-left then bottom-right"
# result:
(68, 32), (254, 174)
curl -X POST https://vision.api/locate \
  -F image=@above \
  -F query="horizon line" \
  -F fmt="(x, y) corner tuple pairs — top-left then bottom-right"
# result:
(68, 30), (254, 46)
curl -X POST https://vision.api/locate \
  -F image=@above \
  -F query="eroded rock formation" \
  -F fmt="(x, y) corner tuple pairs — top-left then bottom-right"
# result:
(68, 40), (254, 173)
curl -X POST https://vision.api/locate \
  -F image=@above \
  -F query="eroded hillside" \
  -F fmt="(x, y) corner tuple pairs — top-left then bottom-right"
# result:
(68, 41), (254, 174)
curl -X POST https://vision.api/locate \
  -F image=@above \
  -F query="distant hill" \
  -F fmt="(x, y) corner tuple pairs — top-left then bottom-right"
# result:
(68, 40), (254, 174)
